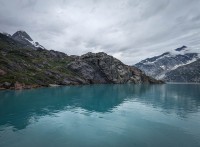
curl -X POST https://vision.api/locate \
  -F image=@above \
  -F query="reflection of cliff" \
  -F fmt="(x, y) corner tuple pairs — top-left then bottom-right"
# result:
(0, 84), (145, 130)
(134, 84), (200, 117)
(0, 84), (200, 130)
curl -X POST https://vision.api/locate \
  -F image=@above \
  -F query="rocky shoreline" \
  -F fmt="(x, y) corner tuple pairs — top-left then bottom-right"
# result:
(0, 81), (41, 90)
(0, 80), (164, 90)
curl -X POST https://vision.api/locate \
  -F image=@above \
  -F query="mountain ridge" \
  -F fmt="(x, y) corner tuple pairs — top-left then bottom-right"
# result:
(135, 46), (199, 80)
(0, 31), (163, 90)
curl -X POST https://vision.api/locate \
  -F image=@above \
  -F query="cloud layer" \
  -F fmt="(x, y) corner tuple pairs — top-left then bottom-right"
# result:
(0, 0), (200, 64)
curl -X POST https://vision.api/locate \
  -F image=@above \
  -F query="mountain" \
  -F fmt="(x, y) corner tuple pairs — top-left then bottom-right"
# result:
(0, 31), (163, 90)
(164, 59), (200, 82)
(135, 46), (199, 80)
(2, 32), (11, 37)
(11, 30), (45, 49)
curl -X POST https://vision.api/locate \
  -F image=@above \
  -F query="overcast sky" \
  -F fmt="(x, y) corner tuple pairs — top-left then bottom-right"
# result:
(0, 0), (200, 64)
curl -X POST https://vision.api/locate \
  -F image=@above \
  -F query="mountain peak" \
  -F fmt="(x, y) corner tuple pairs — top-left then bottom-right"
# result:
(11, 30), (45, 49)
(12, 30), (33, 41)
(175, 45), (187, 51)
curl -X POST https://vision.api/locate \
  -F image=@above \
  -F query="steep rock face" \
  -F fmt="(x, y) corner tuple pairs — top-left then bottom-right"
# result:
(68, 52), (163, 84)
(164, 59), (200, 82)
(68, 59), (108, 84)
(135, 46), (199, 80)
(0, 32), (163, 89)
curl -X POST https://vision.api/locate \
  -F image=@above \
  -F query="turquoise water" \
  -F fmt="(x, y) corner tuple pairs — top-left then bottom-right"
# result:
(0, 84), (200, 147)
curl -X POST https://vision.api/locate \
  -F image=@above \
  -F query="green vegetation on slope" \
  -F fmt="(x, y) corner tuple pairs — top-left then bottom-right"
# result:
(0, 34), (77, 86)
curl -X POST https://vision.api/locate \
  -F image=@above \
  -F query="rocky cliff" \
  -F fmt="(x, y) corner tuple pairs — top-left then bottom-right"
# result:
(68, 52), (162, 84)
(0, 31), (163, 90)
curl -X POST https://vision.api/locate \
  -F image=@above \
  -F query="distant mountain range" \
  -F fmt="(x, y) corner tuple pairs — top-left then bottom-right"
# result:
(135, 46), (200, 82)
(0, 31), (162, 90)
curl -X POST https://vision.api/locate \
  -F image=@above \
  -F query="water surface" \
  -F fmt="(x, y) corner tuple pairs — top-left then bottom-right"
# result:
(0, 84), (200, 147)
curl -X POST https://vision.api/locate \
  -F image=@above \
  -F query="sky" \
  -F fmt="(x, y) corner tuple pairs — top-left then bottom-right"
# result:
(0, 0), (200, 64)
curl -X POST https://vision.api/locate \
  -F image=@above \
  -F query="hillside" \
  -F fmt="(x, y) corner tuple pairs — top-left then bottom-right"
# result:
(0, 31), (163, 89)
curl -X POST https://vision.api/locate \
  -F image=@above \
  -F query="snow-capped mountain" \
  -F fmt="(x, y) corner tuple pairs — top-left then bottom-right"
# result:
(135, 46), (200, 80)
(11, 30), (45, 49)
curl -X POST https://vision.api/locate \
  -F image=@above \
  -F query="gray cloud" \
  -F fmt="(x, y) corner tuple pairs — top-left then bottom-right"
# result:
(0, 0), (200, 64)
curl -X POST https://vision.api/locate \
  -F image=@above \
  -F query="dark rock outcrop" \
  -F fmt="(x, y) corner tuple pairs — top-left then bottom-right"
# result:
(68, 52), (164, 84)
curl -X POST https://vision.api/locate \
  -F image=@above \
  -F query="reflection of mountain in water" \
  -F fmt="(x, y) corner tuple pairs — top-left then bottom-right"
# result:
(133, 84), (200, 117)
(0, 84), (200, 130)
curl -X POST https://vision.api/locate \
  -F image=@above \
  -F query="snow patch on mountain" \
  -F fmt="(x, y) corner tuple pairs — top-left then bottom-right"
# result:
(143, 46), (199, 65)
(25, 38), (45, 49)
(171, 57), (197, 70)
(135, 46), (200, 80)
